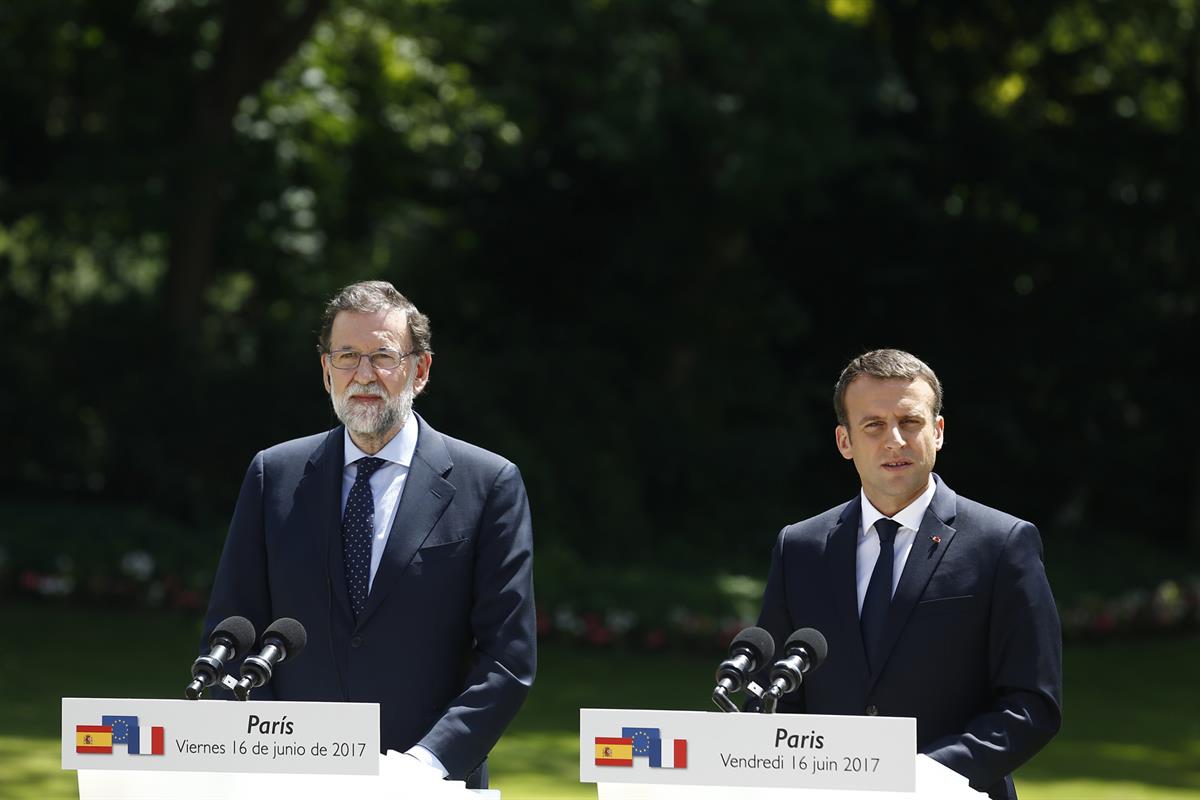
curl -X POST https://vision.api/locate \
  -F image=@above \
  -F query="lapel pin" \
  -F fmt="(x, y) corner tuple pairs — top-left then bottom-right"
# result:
(930, 535), (941, 546)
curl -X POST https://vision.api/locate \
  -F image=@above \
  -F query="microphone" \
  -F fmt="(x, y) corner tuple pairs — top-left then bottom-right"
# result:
(186, 616), (256, 700)
(233, 618), (307, 701)
(760, 628), (828, 713)
(712, 626), (775, 713)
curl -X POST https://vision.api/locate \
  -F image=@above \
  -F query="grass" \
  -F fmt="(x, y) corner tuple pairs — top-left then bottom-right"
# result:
(1, 602), (1198, 799)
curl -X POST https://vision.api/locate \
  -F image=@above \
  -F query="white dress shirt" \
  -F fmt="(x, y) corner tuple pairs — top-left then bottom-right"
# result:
(855, 476), (937, 615)
(341, 418), (448, 778)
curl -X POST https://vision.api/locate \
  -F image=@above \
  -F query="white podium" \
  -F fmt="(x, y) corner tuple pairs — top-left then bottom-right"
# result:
(63, 697), (497, 800)
(77, 753), (493, 800)
(595, 756), (984, 799)
(580, 709), (986, 800)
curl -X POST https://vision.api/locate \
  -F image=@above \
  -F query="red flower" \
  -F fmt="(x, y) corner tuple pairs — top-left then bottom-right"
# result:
(586, 625), (613, 646)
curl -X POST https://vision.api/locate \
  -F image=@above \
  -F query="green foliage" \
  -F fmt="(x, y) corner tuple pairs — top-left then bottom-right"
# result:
(2, 0), (1199, 575)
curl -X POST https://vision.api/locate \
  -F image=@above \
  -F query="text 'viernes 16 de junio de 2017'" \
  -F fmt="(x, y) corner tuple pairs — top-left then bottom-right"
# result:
(62, 698), (380, 776)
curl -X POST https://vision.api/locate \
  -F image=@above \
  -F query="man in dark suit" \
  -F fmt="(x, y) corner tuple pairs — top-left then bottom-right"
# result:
(755, 349), (1061, 800)
(201, 280), (535, 788)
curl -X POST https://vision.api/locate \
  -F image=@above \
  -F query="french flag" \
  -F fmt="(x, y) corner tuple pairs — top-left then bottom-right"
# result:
(102, 716), (164, 755)
(620, 727), (688, 769)
(656, 738), (688, 769)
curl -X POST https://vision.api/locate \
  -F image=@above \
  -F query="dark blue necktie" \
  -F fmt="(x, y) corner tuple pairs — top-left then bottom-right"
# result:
(342, 456), (387, 617)
(861, 518), (901, 672)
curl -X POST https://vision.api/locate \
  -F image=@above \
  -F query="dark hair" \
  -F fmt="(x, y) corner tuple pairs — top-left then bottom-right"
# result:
(833, 349), (943, 428)
(318, 280), (432, 354)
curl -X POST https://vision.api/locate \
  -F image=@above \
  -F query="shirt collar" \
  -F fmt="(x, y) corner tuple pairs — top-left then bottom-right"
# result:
(343, 414), (419, 468)
(859, 475), (937, 538)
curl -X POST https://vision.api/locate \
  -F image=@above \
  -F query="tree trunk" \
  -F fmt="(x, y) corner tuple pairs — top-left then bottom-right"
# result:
(166, 0), (330, 335)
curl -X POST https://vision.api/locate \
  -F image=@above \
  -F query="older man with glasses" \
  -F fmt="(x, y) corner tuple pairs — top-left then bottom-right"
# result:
(201, 280), (536, 790)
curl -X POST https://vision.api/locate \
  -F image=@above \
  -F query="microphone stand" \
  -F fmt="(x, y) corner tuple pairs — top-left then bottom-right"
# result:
(713, 680), (767, 713)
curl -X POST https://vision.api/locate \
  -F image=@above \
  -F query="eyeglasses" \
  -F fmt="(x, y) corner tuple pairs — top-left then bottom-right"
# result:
(326, 348), (417, 371)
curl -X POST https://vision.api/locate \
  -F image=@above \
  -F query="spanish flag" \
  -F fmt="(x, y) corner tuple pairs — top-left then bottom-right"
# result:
(594, 736), (633, 766)
(76, 725), (113, 754)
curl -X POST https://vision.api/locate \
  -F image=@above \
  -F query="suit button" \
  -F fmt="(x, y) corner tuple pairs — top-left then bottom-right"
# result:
(351, 636), (363, 648)
(865, 705), (878, 716)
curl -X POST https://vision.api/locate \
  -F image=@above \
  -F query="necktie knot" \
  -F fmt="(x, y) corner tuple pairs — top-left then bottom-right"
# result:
(875, 518), (900, 544)
(354, 456), (387, 480)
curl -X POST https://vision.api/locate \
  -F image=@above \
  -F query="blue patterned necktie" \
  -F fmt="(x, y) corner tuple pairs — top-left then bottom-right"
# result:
(342, 456), (387, 617)
(860, 518), (901, 672)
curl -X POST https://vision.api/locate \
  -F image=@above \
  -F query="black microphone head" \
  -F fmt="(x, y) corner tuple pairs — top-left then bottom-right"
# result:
(209, 616), (257, 654)
(262, 617), (307, 659)
(785, 627), (829, 671)
(730, 626), (775, 670)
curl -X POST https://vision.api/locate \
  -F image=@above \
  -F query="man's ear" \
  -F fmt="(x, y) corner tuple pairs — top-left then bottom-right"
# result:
(321, 354), (332, 393)
(412, 352), (433, 395)
(835, 425), (854, 460)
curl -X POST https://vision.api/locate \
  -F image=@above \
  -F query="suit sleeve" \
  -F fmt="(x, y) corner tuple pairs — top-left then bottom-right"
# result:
(416, 461), (536, 779)
(200, 451), (277, 700)
(922, 521), (1063, 789)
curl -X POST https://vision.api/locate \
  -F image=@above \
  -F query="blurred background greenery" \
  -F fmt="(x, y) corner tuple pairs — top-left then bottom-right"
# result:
(2, 0), (1199, 797)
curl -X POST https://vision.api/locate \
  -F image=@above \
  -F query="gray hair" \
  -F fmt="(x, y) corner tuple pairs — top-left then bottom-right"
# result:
(318, 280), (432, 355)
(833, 349), (943, 428)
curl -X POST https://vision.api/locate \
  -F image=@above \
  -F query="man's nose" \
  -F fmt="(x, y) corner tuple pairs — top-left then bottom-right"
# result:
(353, 355), (377, 382)
(884, 425), (905, 447)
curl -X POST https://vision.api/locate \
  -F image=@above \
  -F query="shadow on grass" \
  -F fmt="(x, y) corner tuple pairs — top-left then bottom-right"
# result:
(1015, 637), (1200, 795)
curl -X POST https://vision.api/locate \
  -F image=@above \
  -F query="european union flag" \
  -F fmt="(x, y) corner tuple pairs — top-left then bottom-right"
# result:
(621, 727), (662, 762)
(102, 715), (141, 754)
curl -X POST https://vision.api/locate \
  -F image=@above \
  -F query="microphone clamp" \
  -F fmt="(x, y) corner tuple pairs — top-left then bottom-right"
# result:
(186, 616), (256, 700)
(759, 628), (829, 714)
(186, 653), (227, 700)
(234, 643), (287, 701)
(710, 626), (775, 713)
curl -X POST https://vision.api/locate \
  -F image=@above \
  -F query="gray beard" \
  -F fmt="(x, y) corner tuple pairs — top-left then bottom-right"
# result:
(331, 380), (414, 440)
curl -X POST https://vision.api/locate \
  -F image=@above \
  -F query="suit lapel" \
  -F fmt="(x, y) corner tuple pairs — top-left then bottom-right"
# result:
(826, 500), (871, 686)
(867, 476), (958, 690)
(355, 416), (456, 629)
(306, 428), (353, 625)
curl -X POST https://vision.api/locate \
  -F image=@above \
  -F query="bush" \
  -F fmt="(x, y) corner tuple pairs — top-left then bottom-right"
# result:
(0, 501), (223, 611)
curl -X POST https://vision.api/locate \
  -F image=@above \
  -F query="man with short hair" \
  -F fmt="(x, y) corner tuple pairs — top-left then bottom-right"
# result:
(755, 349), (1061, 800)
(202, 280), (535, 788)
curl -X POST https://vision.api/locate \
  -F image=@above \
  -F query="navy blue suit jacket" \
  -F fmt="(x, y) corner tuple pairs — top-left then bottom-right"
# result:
(756, 476), (1061, 800)
(201, 415), (536, 783)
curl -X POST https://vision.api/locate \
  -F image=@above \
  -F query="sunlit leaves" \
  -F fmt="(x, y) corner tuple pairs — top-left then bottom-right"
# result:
(981, 3), (1194, 131)
(824, 0), (872, 27)
(1046, 3), (1107, 54)
(1138, 79), (1183, 132)
(0, 217), (167, 324)
(222, 0), (522, 269)
(245, 5), (517, 164)
(980, 72), (1027, 115)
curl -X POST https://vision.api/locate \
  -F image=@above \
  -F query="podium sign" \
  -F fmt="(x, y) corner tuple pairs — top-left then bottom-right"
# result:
(580, 709), (916, 793)
(62, 698), (379, 776)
